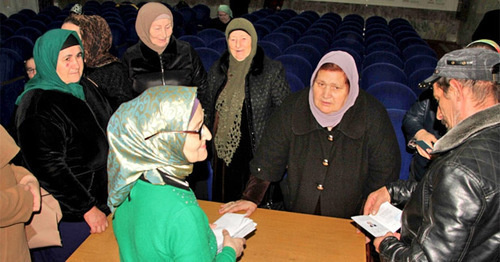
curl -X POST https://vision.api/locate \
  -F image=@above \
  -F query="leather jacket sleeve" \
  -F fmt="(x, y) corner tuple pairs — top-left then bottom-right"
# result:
(380, 164), (488, 261)
(402, 97), (429, 142)
(386, 179), (418, 205)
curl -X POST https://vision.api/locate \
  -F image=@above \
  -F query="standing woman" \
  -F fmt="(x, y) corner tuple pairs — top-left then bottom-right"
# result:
(62, 14), (134, 111)
(203, 18), (290, 202)
(14, 29), (110, 261)
(121, 2), (208, 98)
(107, 86), (246, 261)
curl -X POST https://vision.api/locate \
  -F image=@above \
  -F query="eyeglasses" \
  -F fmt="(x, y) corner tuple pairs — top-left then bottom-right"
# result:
(26, 68), (36, 74)
(144, 121), (205, 140)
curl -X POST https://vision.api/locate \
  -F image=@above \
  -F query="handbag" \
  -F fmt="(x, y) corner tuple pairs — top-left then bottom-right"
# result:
(25, 187), (63, 249)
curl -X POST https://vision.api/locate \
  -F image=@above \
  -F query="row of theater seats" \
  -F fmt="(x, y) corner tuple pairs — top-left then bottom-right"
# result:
(1, 3), (428, 180)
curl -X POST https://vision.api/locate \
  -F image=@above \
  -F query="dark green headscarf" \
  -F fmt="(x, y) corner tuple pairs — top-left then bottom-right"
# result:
(16, 29), (85, 105)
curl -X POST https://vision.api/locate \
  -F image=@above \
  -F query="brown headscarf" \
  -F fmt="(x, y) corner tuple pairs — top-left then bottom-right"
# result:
(63, 14), (118, 68)
(135, 2), (173, 54)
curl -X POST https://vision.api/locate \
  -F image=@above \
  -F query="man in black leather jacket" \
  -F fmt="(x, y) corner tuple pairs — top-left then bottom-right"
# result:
(364, 48), (500, 261)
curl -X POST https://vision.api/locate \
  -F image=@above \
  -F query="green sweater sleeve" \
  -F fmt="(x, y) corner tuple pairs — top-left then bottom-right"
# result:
(168, 205), (237, 262)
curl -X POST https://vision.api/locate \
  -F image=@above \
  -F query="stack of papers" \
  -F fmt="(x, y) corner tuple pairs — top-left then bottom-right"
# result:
(351, 201), (402, 237)
(212, 213), (257, 253)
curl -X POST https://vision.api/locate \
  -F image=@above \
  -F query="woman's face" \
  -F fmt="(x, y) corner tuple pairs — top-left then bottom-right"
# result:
(56, 45), (84, 84)
(183, 105), (212, 163)
(312, 69), (350, 114)
(228, 30), (252, 61)
(25, 58), (36, 79)
(218, 11), (230, 24)
(149, 18), (173, 48)
(61, 22), (82, 42)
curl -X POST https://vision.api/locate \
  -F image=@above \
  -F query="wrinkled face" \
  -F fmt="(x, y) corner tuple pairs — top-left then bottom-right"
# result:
(56, 45), (84, 84)
(182, 105), (212, 163)
(25, 58), (36, 79)
(312, 69), (350, 114)
(228, 30), (252, 61)
(218, 11), (230, 24)
(433, 83), (459, 130)
(149, 18), (173, 48)
(61, 22), (82, 42)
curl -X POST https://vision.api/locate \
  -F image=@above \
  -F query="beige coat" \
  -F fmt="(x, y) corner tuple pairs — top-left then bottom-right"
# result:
(0, 125), (33, 262)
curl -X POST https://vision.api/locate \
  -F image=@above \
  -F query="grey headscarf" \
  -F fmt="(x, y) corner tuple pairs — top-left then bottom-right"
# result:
(309, 51), (360, 128)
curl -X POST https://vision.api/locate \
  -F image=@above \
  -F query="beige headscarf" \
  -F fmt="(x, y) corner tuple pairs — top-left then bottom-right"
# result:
(215, 18), (257, 165)
(135, 2), (173, 54)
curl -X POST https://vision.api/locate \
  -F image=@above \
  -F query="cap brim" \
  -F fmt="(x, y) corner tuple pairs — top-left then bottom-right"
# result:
(418, 74), (439, 89)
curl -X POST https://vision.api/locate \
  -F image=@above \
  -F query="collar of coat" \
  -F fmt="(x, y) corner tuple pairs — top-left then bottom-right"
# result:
(140, 35), (179, 58)
(433, 103), (500, 154)
(291, 89), (367, 139)
(218, 46), (265, 75)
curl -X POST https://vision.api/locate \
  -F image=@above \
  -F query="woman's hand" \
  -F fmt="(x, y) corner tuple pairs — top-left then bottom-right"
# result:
(19, 174), (41, 212)
(83, 206), (108, 233)
(363, 187), (391, 215)
(222, 229), (246, 257)
(219, 200), (257, 217)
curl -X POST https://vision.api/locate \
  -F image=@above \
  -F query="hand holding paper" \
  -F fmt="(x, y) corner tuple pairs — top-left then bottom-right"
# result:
(212, 213), (257, 253)
(352, 202), (402, 237)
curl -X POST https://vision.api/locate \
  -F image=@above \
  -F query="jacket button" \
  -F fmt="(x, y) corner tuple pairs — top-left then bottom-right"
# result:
(322, 159), (329, 166)
(317, 184), (324, 191)
(328, 135), (334, 141)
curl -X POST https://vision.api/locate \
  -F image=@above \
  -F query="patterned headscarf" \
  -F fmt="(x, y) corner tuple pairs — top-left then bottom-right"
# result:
(135, 2), (173, 54)
(309, 51), (359, 128)
(107, 85), (197, 213)
(16, 29), (85, 105)
(214, 18), (257, 165)
(79, 15), (118, 67)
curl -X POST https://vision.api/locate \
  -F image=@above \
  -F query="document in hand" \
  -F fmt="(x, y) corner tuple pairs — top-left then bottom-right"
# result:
(351, 202), (402, 237)
(212, 213), (257, 253)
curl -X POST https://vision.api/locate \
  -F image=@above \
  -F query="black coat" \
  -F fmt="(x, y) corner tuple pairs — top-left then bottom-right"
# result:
(15, 89), (110, 221)
(250, 89), (401, 218)
(203, 47), (290, 153)
(122, 36), (208, 98)
(382, 104), (500, 261)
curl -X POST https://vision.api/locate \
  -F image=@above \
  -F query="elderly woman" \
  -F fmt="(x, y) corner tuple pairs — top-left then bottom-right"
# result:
(207, 5), (233, 31)
(220, 51), (400, 219)
(121, 2), (208, 98)
(14, 29), (110, 261)
(108, 86), (246, 261)
(203, 18), (290, 203)
(62, 14), (134, 111)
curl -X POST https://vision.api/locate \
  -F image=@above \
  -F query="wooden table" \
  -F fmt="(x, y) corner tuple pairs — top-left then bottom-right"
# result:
(68, 200), (366, 261)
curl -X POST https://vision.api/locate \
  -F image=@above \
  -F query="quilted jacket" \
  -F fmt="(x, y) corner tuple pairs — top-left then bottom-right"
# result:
(381, 104), (500, 261)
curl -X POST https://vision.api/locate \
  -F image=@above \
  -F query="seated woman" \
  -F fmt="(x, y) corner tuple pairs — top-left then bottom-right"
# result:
(220, 51), (400, 219)
(107, 85), (246, 261)
(15, 29), (110, 261)
(206, 5), (233, 32)
(122, 2), (208, 98)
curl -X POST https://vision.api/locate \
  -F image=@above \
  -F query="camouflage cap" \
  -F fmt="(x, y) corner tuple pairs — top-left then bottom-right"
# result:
(419, 48), (500, 89)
